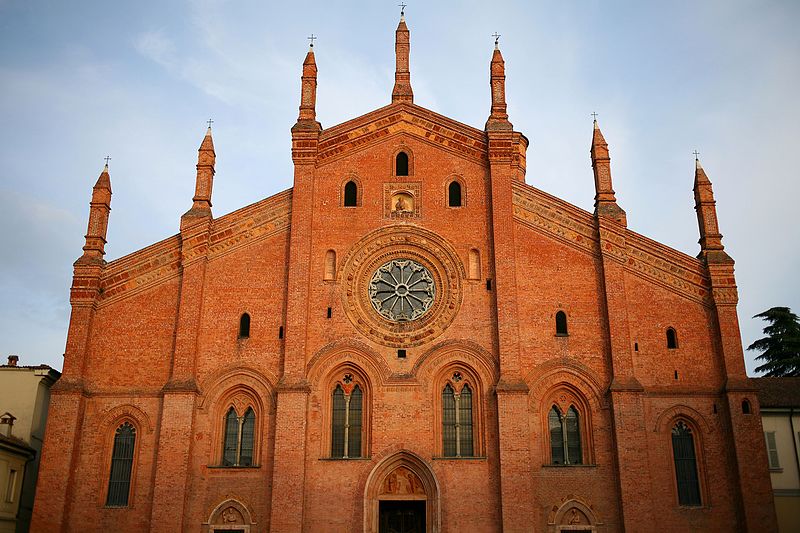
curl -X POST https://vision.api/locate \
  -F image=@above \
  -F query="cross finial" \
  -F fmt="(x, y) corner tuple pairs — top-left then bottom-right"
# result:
(492, 32), (501, 49)
(104, 155), (111, 166)
(693, 150), (700, 160)
(591, 112), (598, 122)
(308, 34), (316, 48)
(399, 3), (407, 16)
(206, 118), (214, 129)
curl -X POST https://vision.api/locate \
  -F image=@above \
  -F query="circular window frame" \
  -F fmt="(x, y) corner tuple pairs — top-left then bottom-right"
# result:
(340, 226), (464, 348)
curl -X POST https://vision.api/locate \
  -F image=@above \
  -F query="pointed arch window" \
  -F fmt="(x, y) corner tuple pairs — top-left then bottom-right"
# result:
(442, 381), (474, 457)
(106, 422), (136, 507)
(666, 327), (678, 349)
(238, 313), (251, 339)
(331, 382), (364, 458)
(671, 421), (701, 506)
(396, 152), (409, 176)
(555, 311), (568, 336)
(549, 405), (582, 465)
(448, 181), (462, 207)
(222, 406), (256, 467)
(344, 180), (358, 207)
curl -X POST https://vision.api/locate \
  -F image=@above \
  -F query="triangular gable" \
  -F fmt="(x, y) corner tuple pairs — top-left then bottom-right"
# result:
(316, 102), (489, 165)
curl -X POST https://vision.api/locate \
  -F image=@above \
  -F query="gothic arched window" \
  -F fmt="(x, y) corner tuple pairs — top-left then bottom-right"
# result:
(344, 181), (358, 207)
(331, 382), (364, 458)
(671, 421), (701, 506)
(396, 152), (409, 176)
(666, 327), (678, 349)
(549, 405), (582, 465)
(106, 422), (136, 507)
(222, 406), (256, 467)
(448, 181), (462, 207)
(442, 381), (474, 457)
(555, 311), (568, 336)
(239, 313), (251, 339)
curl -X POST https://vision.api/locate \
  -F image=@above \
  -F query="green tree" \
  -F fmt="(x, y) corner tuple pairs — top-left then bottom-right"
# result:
(748, 307), (800, 376)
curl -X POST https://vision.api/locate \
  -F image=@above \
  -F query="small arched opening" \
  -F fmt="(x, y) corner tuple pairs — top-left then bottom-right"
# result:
(448, 181), (462, 207)
(344, 180), (358, 207)
(396, 151), (409, 176)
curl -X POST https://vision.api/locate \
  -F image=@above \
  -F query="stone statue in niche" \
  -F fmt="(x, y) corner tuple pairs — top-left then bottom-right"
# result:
(380, 467), (425, 495)
(391, 192), (414, 214)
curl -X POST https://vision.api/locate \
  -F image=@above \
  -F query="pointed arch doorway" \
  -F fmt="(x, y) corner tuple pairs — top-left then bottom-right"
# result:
(364, 451), (441, 533)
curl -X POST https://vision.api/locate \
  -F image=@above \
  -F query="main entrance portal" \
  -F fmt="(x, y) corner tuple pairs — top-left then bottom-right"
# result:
(379, 500), (426, 533)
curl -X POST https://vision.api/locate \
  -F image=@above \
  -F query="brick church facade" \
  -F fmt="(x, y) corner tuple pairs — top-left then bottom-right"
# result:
(31, 13), (777, 533)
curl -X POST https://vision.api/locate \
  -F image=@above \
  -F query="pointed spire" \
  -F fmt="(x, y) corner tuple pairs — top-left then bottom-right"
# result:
(693, 155), (730, 261)
(184, 125), (215, 220)
(79, 162), (113, 263)
(590, 117), (626, 225)
(485, 36), (512, 131)
(297, 39), (319, 123)
(392, 10), (413, 104)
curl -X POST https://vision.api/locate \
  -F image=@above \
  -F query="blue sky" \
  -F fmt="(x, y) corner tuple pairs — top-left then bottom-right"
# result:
(1, 0), (798, 373)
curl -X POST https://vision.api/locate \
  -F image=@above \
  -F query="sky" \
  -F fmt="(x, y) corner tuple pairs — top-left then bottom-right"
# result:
(0, 0), (798, 374)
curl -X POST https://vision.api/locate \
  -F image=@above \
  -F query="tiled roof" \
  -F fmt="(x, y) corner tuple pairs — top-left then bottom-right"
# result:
(752, 377), (800, 408)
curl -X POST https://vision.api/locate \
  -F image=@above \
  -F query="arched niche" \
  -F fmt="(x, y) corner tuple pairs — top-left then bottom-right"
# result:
(364, 451), (441, 533)
(203, 498), (256, 532)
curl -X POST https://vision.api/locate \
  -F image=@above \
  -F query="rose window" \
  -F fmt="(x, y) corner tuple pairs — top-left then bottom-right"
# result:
(368, 259), (435, 321)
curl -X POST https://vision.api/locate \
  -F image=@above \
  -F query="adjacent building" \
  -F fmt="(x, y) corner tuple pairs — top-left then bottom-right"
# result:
(0, 356), (60, 532)
(755, 377), (800, 533)
(31, 13), (778, 533)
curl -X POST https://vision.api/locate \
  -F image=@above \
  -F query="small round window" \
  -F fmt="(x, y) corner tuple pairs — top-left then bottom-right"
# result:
(368, 259), (435, 321)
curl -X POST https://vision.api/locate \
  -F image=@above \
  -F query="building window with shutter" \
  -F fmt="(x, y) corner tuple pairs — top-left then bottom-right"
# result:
(765, 431), (781, 470)
(671, 421), (702, 506)
(106, 422), (136, 507)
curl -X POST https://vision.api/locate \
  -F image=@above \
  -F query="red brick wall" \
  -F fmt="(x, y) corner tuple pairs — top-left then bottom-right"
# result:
(31, 104), (776, 533)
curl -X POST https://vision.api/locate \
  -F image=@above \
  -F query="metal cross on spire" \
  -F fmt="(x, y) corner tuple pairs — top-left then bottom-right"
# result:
(591, 112), (598, 121)
(693, 150), (700, 160)
(308, 34), (316, 48)
(104, 156), (111, 166)
(492, 32), (501, 47)
(207, 118), (214, 129)
(399, 3), (407, 16)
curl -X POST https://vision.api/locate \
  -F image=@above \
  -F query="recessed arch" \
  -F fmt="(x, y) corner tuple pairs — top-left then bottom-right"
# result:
(364, 450), (440, 533)
(468, 248), (481, 280)
(324, 249), (337, 281)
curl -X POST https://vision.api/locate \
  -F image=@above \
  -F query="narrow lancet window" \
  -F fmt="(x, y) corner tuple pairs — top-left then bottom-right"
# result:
(441, 383), (474, 457)
(222, 406), (256, 467)
(549, 405), (582, 465)
(331, 383), (363, 458)
(106, 422), (136, 507)
(672, 421), (701, 506)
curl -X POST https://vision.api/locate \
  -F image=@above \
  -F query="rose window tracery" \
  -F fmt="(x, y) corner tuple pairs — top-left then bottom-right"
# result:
(368, 259), (435, 321)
